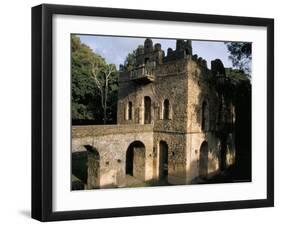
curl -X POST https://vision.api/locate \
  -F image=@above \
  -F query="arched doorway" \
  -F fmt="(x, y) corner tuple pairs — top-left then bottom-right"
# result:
(126, 141), (146, 180)
(220, 138), (227, 171)
(84, 145), (100, 189)
(199, 141), (208, 178)
(144, 96), (152, 124)
(159, 141), (168, 181)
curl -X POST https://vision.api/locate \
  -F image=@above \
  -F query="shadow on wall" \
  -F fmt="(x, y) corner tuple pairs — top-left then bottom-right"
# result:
(71, 152), (248, 191)
(233, 81), (252, 180)
(72, 151), (88, 184)
(192, 60), (251, 180)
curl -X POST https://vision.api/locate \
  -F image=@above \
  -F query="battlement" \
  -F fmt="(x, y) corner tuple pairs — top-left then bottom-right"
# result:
(136, 38), (193, 65)
(192, 54), (208, 69)
(163, 39), (192, 63)
(119, 38), (219, 83)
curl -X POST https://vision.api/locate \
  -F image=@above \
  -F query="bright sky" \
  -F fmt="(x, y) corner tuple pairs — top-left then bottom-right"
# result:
(78, 35), (233, 69)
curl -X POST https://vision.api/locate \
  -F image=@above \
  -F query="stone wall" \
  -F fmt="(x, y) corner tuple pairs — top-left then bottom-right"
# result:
(87, 150), (100, 188)
(132, 146), (146, 180)
(117, 59), (189, 133)
(185, 58), (236, 181)
(72, 124), (153, 138)
(72, 48), (237, 189)
(153, 132), (187, 184)
(72, 125), (154, 188)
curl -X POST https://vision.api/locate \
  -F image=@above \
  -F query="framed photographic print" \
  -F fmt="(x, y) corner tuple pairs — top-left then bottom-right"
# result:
(32, 4), (274, 221)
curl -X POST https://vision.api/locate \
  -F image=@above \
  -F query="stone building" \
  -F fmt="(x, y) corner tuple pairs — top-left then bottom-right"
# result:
(72, 38), (236, 189)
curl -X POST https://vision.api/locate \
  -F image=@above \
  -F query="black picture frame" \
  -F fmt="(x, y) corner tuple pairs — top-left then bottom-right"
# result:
(32, 3), (274, 222)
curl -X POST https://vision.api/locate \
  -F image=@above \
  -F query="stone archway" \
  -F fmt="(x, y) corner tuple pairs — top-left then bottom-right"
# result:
(199, 141), (208, 178)
(126, 141), (146, 180)
(159, 141), (168, 181)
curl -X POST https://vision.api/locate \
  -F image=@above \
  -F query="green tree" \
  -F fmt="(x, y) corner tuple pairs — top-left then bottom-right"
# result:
(225, 42), (252, 75)
(71, 35), (118, 124)
(91, 62), (117, 124)
(122, 45), (143, 71)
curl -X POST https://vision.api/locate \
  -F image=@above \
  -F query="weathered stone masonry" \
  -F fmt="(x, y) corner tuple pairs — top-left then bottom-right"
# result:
(72, 38), (236, 189)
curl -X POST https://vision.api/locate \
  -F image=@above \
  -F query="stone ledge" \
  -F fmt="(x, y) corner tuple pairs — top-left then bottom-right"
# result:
(72, 124), (154, 138)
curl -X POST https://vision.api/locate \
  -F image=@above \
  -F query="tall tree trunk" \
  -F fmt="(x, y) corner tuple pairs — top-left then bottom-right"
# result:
(103, 79), (109, 124)
(100, 92), (105, 124)
(103, 97), (107, 125)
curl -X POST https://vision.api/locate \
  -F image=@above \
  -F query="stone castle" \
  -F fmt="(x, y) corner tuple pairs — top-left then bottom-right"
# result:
(72, 38), (236, 189)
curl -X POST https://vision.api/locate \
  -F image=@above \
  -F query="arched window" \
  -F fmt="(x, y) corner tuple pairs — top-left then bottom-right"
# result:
(163, 99), (170, 120)
(144, 96), (152, 124)
(128, 101), (133, 120)
(202, 101), (208, 131)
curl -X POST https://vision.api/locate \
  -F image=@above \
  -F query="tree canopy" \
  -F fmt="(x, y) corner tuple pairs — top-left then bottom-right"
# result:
(122, 45), (143, 71)
(225, 42), (252, 75)
(71, 35), (118, 124)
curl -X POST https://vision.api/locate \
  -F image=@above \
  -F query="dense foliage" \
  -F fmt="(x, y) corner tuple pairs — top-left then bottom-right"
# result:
(71, 35), (118, 124)
(225, 42), (252, 75)
(122, 45), (143, 71)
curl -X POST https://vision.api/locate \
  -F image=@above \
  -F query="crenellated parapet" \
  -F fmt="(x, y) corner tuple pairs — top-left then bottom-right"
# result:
(135, 38), (165, 66)
(163, 39), (192, 63)
(191, 54), (208, 70)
